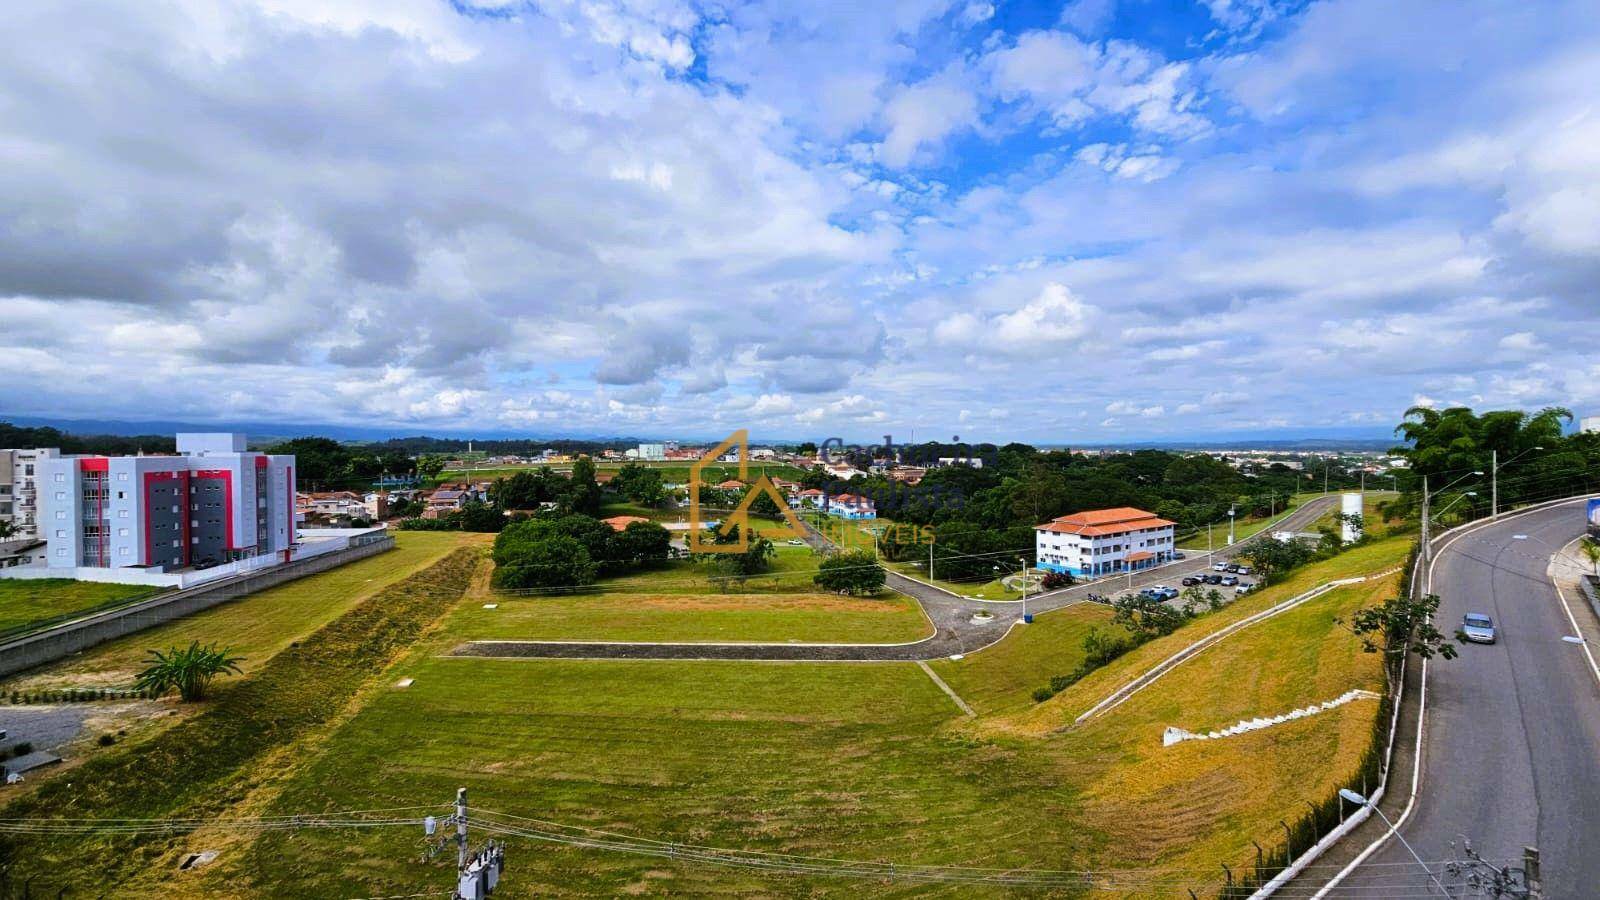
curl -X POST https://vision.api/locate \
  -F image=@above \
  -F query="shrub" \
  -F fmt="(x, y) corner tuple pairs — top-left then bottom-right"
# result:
(135, 641), (246, 702)
(97, 734), (116, 747)
(813, 549), (885, 595)
(12, 742), (34, 757)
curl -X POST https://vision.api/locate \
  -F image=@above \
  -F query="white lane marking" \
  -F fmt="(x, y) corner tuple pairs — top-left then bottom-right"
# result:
(1563, 635), (1585, 644)
(1308, 495), (1594, 899)
(1552, 534), (1600, 688)
(1513, 534), (1528, 540)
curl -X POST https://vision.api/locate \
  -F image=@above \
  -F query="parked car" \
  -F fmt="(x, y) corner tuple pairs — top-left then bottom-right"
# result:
(1172, 551), (1186, 560)
(787, 539), (806, 545)
(1237, 565), (1252, 576)
(1181, 576), (1201, 587)
(1225, 563), (1241, 574)
(1221, 575), (1239, 587)
(1461, 613), (1497, 644)
(1235, 582), (1255, 595)
(1205, 574), (1224, 585)
(1212, 562), (1228, 572)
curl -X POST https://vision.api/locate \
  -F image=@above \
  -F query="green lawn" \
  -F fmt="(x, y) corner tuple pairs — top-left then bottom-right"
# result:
(928, 602), (1117, 715)
(199, 656), (1105, 898)
(0, 578), (162, 638)
(1, 531), (487, 691)
(470, 543), (930, 643)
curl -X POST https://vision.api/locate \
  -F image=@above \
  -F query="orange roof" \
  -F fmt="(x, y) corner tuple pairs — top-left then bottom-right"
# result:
(831, 493), (873, 505)
(1125, 550), (1155, 562)
(1034, 507), (1175, 537)
(601, 515), (651, 532)
(715, 479), (746, 490)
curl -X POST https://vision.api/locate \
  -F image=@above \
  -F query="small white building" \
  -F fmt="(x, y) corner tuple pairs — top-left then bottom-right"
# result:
(636, 443), (666, 461)
(1582, 416), (1600, 435)
(1035, 507), (1177, 578)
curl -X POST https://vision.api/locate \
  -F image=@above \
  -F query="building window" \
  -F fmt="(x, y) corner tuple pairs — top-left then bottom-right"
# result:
(55, 529), (65, 538)
(55, 491), (66, 501)
(118, 528), (129, 537)
(117, 472), (128, 481)
(119, 547), (130, 557)
(54, 473), (64, 483)
(56, 510), (66, 520)
(116, 491), (126, 500)
(56, 548), (67, 557)
(118, 509), (129, 519)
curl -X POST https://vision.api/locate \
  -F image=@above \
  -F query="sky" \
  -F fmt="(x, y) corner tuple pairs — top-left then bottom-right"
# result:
(3, 0), (1599, 444)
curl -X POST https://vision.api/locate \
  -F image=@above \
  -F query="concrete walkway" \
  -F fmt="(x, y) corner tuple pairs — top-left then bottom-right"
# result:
(451, 496), (1338, 663)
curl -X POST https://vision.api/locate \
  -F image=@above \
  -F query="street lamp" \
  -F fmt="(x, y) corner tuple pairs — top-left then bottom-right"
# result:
(996, 557), (1031, 622)
(1433, 491), (1477, 521)
(1491, 446), (1544, 518)
(1338, 789), (1448, 895)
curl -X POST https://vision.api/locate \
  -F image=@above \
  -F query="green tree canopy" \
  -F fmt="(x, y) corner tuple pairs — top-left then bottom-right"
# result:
(814, 550), (885, 595)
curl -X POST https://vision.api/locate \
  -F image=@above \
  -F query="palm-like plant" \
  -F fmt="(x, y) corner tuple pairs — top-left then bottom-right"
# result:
(1582, 539), (1600, 577)
(135, 641), (244, 701)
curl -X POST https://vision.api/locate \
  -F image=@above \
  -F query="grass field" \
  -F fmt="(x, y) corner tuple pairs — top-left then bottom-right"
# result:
(1, 531), (488, 692)
(3, 526), (1414, 897)
(0, 578), (162, 637)
(452, 554), (931, 644)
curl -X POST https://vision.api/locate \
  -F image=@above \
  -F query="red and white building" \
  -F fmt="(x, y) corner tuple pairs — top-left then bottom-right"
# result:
(39, 433), (296, 572)
(1035, 507), (1176, 577)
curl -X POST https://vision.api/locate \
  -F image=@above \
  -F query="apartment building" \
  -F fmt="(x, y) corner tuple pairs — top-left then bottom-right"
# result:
(1035, 507), (1177, 577)
(39, 433), (296, 572)
(0, 447), (61, 540)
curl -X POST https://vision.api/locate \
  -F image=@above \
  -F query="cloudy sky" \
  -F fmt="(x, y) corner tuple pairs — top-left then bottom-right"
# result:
(4, 0), (1599, 443)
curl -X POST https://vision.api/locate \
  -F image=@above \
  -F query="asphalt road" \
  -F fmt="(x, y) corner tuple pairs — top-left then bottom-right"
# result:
(455, 495), (1339, 662)
(1335, 499), (1600, 897)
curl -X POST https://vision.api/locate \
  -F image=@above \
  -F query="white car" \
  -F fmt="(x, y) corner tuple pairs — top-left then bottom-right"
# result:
(1212, 562), (1228, 572)
(1460, 613), (1497, 644)
(787, 539), (806, 546)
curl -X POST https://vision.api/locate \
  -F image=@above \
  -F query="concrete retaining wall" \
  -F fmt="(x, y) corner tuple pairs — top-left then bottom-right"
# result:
(0, 535), (395, 680)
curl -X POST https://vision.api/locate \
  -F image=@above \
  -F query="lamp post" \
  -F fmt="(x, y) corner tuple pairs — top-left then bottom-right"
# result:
(1491, 446), (1543, 519)
(1420, 470), (1484, 577)
(997, 558), (1030, 622)
(1338, 789), (1448, 895)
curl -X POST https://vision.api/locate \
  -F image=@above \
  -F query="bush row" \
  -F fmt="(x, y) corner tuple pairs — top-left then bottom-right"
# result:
(8, 688), (152, 704)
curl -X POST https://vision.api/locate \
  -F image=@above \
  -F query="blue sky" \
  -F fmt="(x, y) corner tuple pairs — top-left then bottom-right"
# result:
(2, 0), (1598, 443)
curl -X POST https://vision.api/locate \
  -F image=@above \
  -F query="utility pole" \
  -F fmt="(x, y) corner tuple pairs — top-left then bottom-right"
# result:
(1526, 846), (1542, 898)
(1492, 448), (1498, 519)
(456, 787), (468, 872)
(1227, 505), (1236, 547)
(1419, 475), (1431, 588)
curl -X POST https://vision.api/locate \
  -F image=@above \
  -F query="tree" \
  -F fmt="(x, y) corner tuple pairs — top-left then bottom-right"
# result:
(616, 521), (672, 565)
(611, 464), (667, 507)
(1342, 592), (1460, 660)
(814, 549), (886, 595)
(457, 501), (505, 533)
(1242, 537), (1317, 583)
(417, 454), (448, 481)
(706, 536), (775, 589)
(0, 520), (14, 540)
(564, 455), (602, 516)
(492, 534), (597, 590)
(1110, 592), (1189, 639)
(135, 641), (244, 702)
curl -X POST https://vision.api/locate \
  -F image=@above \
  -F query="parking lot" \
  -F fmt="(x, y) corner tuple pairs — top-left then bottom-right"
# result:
(1109, 558), (1259, 605)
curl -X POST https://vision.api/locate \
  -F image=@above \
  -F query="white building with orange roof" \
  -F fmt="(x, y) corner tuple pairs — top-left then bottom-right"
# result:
(1035, 507), (1176, 578)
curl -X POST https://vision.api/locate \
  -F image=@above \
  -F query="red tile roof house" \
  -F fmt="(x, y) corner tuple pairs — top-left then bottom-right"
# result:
(792, 488), (826, 509)
(601, 515), (651, 532)
(826, 493), (877, 520)
(1034, 507), (1177, 578)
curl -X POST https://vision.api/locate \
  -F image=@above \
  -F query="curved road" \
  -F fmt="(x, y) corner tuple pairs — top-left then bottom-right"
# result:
(454, 496), (1338, 662)
(1334, 498), (1600, 897)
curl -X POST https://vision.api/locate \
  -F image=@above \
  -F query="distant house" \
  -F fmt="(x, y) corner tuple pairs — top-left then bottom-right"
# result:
(827, 493), (876, 520)
(601, 514), (651, 532)
(1035, 507), (1176, 577)
(426, 489), (467, 515)
(714, 479), (745, 490)
(792, 488), (825, 509)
